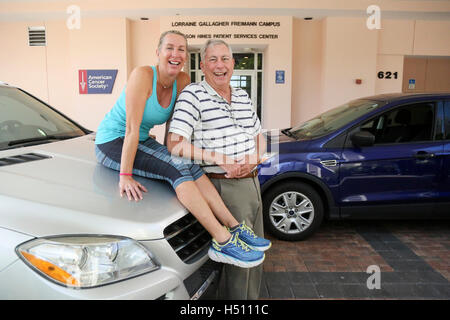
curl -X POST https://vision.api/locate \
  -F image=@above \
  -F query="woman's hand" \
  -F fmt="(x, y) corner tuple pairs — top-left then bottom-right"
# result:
(119, 175), (148, 202)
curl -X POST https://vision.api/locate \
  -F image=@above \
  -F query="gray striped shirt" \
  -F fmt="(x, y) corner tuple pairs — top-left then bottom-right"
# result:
(169, 80), (261, 173)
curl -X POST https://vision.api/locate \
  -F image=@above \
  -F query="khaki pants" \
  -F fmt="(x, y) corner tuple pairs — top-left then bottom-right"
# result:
(209, 175), (264, 300)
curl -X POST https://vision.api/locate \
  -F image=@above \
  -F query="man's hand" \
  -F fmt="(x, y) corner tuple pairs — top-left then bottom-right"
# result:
(217, 155), (242, 178)
(234, 154), (259, 178)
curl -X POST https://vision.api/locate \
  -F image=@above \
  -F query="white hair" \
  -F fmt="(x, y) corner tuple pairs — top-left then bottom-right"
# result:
(200, 39), (233, 61)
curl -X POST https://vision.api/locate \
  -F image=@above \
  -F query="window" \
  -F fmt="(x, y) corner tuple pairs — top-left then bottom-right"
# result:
(291, 99), (381, 140)
(444, 101), (450, 140)
(188, 51), (264, 120)
(359, 102), (436, 144)
(0, 87), (84, 149)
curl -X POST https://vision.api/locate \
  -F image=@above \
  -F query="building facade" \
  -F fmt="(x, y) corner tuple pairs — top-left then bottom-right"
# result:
(1, 1), (449, 141)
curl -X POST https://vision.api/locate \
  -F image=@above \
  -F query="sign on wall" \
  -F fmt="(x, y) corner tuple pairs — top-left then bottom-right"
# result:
(161, 17), (286, 46)
(276, 70), (285, 84)
(79, 69), (118, 94)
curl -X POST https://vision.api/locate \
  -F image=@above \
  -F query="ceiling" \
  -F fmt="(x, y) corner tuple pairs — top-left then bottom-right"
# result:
(0, 0), (449, 22)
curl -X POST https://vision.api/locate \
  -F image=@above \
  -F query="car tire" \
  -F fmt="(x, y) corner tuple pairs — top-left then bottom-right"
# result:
(263, 181), (324, 241)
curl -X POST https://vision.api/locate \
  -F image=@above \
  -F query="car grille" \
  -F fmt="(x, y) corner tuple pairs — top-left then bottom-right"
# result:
(0, 153), (51, 167)
(164, 213), (211, 264)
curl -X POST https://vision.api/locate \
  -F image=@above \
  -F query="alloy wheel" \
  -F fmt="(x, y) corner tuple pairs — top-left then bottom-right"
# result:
(269, 191), (314, 234)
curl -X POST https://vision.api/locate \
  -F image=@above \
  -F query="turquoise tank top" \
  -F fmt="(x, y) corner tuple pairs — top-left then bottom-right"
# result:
(95, 66), (177, 144)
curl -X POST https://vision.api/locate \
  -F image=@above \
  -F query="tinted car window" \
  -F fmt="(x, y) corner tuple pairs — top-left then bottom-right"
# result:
(289, 99), (381, 140)
(444, 101), (450, 140)
(0, 86), (85, 150)
(359, 102), (435, 144)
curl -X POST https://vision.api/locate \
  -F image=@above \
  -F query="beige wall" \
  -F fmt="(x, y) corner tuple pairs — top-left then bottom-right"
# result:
(375, 54), (404, 94)
(1, 18), (131, 130)
(290, 16), (450, 126)
(291, 18), (324, 126)
(414, 20), (450, 56)
(424, 57), (450, 93)
(2, 0), (449, 19)
(374, 19), (415, 95)
(45, 20), (71, 115)
(403, 56), (450, 93)
(261, 17), (293, 130)
(1, 11), (450, 137)
(321, 17), (379, 111)
(0, 21), (48, 100)
(129, 19), (160, 71)
(67, 18), (129, 129)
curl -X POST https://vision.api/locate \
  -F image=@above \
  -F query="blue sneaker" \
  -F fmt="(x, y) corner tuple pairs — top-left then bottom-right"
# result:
(208, 233), (265, 268)
(229, 221), (272, 251)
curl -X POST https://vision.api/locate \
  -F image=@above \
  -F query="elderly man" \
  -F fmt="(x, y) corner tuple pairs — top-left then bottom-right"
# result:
(167, 39), (268, 300)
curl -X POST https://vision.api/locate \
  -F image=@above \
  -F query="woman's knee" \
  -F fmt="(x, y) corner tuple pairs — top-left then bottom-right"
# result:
(188, 163), (205, 181)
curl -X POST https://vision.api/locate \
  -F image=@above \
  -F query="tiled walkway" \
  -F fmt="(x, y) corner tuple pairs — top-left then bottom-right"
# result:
(260, 220), (450, 299)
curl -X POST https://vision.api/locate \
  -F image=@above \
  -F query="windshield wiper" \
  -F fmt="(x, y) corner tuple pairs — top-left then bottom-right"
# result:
(7, 135), (79, 147)
(281, 128), (294, 138)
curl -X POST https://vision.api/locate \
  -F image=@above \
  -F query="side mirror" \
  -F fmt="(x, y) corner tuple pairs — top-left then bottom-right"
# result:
(350, 131), (375, 147)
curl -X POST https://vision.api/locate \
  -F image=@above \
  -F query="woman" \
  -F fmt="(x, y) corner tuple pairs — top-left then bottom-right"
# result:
(95, 30), (270, 268)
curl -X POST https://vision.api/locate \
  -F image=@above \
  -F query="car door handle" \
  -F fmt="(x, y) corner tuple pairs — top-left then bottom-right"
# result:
(414, 151), (435, 159)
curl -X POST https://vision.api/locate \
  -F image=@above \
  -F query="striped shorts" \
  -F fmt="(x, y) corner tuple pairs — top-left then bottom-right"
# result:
(95, 137), (204, 190)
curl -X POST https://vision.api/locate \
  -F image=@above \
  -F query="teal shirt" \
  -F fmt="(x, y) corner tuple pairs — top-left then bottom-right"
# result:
(95, 66), (177, 144)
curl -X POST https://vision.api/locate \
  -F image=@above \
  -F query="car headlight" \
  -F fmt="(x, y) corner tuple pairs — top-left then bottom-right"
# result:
(16, 235), (159, 289)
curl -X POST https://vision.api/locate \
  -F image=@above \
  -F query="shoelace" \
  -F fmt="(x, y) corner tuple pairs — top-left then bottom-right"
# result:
(230, 232), (251, 252)
(240, 222), (257, 239)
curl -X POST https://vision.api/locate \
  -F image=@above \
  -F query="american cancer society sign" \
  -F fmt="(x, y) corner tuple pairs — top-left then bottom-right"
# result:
(79, 69), (118, 94)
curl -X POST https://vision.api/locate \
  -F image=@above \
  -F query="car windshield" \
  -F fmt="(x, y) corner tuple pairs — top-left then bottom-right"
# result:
(288, 99), (382, 140)
(0, 86), (85, 150)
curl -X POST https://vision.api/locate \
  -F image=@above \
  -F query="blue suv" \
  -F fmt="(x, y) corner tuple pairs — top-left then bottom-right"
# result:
(258, 93), (450, 241)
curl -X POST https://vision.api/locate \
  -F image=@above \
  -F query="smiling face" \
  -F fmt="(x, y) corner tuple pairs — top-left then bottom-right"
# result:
(200, 43), (235, 93)
(156, 33), (187, 77)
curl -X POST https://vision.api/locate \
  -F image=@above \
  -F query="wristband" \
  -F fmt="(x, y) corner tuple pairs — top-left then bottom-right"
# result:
(119, 173), (133, 176)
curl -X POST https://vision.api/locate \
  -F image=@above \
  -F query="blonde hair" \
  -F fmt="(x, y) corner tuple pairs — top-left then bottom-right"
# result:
(158, 30), (188, 51)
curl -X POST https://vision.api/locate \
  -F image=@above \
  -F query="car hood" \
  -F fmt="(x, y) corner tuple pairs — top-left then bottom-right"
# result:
(0, 134), (187, 240)
(265, 131), (311, 154)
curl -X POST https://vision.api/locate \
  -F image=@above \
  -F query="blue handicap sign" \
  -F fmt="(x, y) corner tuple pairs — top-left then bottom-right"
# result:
(276, 70), (285, 84)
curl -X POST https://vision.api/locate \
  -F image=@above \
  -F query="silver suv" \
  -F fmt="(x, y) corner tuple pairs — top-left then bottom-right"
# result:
(0, 82), (220, 299)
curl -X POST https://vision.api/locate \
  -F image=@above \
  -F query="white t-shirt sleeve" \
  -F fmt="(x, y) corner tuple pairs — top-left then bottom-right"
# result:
(169, 87), (201, 140)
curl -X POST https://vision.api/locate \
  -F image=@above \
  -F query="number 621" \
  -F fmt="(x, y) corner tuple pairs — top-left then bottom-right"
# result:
(377, 71), (398, 79)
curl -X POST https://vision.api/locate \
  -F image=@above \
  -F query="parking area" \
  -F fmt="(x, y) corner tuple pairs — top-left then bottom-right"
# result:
(260, 219), (450, 299)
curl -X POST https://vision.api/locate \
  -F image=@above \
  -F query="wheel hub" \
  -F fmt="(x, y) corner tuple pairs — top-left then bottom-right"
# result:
(269, 191), (315, 235)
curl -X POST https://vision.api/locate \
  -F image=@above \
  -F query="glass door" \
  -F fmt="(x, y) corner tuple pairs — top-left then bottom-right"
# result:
(230, 72), (255, 102)
(189, 51), (263, 121)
